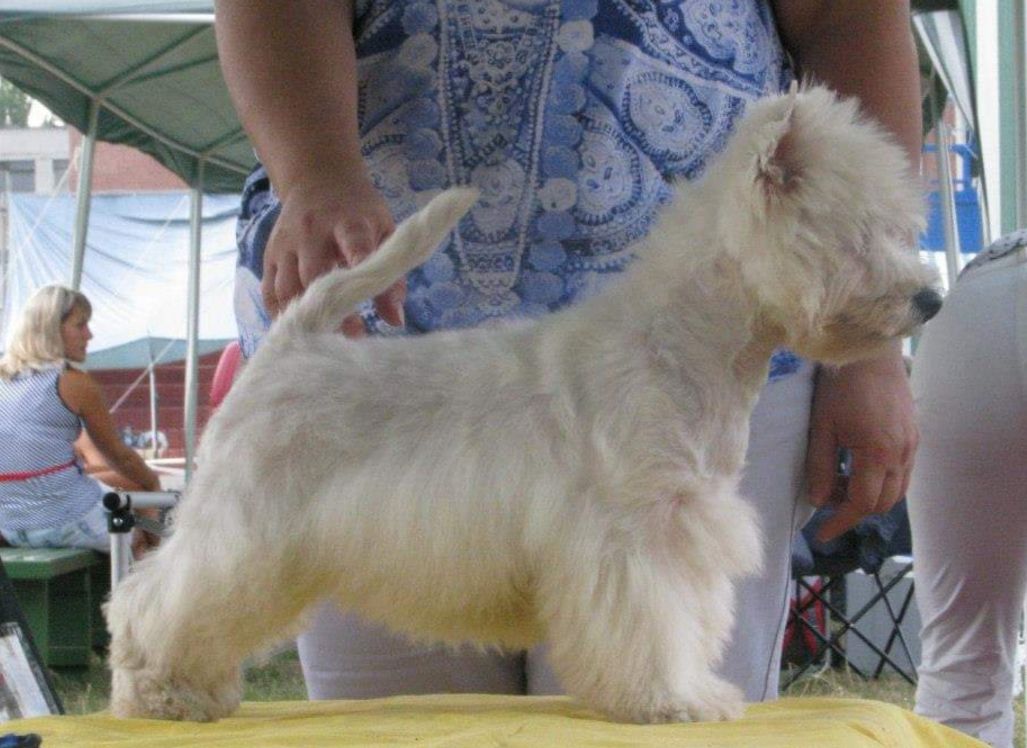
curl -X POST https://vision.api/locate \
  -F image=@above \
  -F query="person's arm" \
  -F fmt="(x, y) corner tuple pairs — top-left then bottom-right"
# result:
(73, 431), (149, 490)
(772, 0), (923, 541)
(59, 370), (161, 492)
(214, 0), (402, 330)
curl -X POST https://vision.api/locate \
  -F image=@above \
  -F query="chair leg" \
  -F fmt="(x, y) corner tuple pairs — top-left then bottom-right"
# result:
(783, 575), (866, 690)
(783, 578), (827, 690)
(869, 564), (918, 683)
(802, 574), (916, 686)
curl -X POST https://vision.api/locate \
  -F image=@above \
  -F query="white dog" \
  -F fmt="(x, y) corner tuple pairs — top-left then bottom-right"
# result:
(106, 85), (939, 724)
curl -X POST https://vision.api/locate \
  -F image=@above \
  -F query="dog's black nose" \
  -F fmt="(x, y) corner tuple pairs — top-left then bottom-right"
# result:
(912, 288), (943, 322)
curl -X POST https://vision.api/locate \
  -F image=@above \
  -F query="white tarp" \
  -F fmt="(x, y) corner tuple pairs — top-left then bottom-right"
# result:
(1, 190), (238, 369)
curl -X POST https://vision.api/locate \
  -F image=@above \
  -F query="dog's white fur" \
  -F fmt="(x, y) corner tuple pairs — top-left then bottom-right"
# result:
(106, 86), (936, 724)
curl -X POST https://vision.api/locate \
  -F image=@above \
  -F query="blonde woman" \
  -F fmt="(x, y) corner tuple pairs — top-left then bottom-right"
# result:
(0, 285), (160, 554)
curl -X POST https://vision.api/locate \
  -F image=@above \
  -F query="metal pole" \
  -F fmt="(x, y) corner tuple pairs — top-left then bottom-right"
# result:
(148, 357), (159, 458)
(110, 531), (131, 589)
(1015, 0), (1027, 229)
(184, 161), (204, 480)
(71, 99), (100, 290)
(1019, 14), (1027, 745)
(0, 171), (10, 313)
(934, 117), (963, 287)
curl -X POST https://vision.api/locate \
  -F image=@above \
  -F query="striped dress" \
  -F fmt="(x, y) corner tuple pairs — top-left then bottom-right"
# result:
(0, 366), (101, 531)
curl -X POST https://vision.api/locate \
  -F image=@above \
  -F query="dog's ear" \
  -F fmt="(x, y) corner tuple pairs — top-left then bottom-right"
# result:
(755, 84), (801, 195)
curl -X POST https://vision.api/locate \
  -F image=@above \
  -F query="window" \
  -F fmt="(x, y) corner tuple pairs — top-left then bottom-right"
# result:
(0, 160), (34, 192)
(52, 159), (69, 190)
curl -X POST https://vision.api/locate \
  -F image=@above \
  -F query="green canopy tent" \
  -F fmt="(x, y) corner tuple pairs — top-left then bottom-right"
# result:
(0, 1), (255, 474)
(0, 1), (250, 194)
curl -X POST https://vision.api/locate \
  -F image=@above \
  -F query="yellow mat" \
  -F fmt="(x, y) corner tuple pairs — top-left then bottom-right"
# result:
(3, 695), (984, 747)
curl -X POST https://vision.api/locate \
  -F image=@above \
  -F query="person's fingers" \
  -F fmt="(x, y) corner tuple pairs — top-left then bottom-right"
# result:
(131, 530), (155, 560)
(901, 421), (920, 467)
(897, 427), (918, 502)
(815, 457), (886, 542)
(814, 500), (863, 544)
(877, 469), (906, 514)
(298, 237), (339, 287)
(341, 314), (366, 338)
(262, 262), (279, 318)
(374, 279), (406, 327)
(332, 217), (402, 326)
(274, 253), (302, 311)
(898, 463), (912, 503)
(847, 453), (887, 509)
(334, 220), (378, 268)
(805, 428), (838, 507)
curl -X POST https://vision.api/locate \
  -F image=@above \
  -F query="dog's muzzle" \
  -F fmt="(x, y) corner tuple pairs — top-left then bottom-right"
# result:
(912, 288), (943, 322)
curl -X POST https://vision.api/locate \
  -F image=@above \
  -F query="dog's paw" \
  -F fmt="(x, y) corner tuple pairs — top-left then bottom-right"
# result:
(677, 677), (746, 722)
(626, 677), (745, 724)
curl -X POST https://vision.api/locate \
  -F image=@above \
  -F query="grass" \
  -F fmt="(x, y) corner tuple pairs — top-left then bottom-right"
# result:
(783, 665), (916, 710)
(49, 647), (308, 716)
(46, 649), (1025, 744)
(784, 664), (1025, 743)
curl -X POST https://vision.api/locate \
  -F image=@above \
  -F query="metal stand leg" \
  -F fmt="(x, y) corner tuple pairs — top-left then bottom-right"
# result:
(104, 491), (180, 589)
(109, 530), (132, 590)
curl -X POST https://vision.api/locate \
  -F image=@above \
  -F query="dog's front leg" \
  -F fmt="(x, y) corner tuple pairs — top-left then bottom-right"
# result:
(538, 533), (745, 724)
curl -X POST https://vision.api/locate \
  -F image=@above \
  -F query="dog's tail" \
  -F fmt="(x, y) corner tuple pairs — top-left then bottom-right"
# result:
(273, 187), (479, 337)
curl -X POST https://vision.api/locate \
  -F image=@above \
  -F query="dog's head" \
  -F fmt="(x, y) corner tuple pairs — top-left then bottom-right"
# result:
(711, 84), (940, 365)
(105, 559), (241, 722)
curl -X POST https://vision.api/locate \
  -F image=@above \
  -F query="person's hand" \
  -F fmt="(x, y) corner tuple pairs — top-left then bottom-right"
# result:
(262, 176), (401, 336)
(131, 507), (162, 559)
(805, 352), (917, 541)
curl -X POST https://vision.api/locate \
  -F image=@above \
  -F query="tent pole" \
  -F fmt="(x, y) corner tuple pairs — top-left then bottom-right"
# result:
(71, 99), (100, 291)
(184, 162), (204, 480)
(1015, 0), (1027, 229)
(932, 96), (962, 287)
(148, 355), (159, 458)
(935, 123), (962, 285)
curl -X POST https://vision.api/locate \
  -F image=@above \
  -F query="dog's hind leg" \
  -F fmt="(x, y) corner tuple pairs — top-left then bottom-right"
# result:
(106, 501), (331, 721)
(539, 546), (745, 724)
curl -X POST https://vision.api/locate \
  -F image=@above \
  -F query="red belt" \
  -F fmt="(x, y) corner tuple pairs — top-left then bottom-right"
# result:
(0, 460), (76, 482)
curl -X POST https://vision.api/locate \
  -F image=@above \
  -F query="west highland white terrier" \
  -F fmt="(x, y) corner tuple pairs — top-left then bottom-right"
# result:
(106, 85), (939, 724)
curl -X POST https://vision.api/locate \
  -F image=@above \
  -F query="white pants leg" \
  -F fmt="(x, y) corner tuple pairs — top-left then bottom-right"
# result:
(719, 361), (815, 701)
(909, 251), (1027, 748)
(297, 605), (525, 698)
(298, 363), (815, 701)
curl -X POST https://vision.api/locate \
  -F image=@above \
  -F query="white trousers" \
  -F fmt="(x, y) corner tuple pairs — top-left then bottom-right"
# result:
(909, 249), (1027, 748)
(297, 362), (816, 702)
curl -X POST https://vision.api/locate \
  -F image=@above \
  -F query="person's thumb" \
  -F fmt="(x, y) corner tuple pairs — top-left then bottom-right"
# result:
(805, 428), (838, 507)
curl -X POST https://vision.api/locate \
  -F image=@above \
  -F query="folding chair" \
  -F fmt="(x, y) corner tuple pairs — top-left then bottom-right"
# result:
(782, 499), (918, 690)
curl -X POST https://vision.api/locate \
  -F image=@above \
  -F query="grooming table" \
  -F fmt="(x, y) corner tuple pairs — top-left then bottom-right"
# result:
(2, 695), (985, 747)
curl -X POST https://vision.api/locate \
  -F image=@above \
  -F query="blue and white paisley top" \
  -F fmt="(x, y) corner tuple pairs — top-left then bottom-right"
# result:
(235, 0), (801, 380)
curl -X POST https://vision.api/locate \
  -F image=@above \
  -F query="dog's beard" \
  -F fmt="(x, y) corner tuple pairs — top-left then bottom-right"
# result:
(793, 308), (921, 365)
